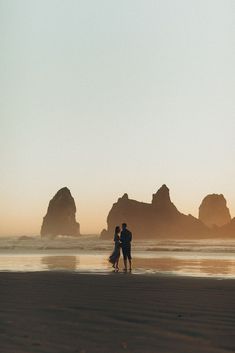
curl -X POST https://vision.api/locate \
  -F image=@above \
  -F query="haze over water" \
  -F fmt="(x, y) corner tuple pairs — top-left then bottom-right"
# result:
(0, 1), (234, 275)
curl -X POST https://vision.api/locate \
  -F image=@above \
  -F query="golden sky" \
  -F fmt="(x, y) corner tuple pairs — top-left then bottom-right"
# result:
(0, 0), (234, 235)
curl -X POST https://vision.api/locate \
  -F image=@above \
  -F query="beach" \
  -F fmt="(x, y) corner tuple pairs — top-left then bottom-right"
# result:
(0, 272), (235, 353)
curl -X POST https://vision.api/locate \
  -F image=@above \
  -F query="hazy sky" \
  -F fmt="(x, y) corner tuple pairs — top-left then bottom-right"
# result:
(0, 0), (234, 235)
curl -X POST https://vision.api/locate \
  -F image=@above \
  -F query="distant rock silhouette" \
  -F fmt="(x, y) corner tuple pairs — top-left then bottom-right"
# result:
(41, 187), (80, 238)
(219, 217), (235, 237)
(199, 194), (231, 228)
(101, 185), (210, 239)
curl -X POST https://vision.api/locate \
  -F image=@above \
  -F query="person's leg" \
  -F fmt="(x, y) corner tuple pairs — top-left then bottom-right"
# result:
(123, 254), (127, 270)
(123, 259), (127, 271)
(115, 257), (119, 271)
(126, 246), (132, 270)
(122, 247), (127, 270)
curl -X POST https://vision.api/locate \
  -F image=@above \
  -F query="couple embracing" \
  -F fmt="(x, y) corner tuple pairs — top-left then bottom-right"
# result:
(109, 223), (132, 272)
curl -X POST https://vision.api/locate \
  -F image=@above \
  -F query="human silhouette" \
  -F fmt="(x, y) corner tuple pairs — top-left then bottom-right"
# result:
(109, 226), (121, 271)
(120, 223), (132, 271)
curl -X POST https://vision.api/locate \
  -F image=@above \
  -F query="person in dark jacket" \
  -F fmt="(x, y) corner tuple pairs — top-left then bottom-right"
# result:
(120, 223), (132, 271)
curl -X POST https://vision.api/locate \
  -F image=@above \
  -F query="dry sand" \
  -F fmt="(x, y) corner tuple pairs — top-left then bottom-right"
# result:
(0, 272), (235, 353)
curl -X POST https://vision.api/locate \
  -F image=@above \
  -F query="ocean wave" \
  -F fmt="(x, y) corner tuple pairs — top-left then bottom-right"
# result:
(1, 236), (235, 255)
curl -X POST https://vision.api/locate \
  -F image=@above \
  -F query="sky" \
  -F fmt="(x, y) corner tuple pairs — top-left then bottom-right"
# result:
(0, 0), (234, 236)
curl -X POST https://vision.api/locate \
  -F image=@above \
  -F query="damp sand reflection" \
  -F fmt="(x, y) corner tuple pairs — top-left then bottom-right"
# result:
(133, 257), (235, 277)
(0, 254), (235, 278)
(31, 255), (235, 277)
(41, 255), (108, 271)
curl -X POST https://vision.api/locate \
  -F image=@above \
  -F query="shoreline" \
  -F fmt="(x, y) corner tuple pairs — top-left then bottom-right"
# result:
(0, 251), (235, 278)
(1, 269), (235, 280)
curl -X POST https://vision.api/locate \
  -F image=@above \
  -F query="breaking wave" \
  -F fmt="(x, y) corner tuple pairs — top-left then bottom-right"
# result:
(0, 235), (235, 257)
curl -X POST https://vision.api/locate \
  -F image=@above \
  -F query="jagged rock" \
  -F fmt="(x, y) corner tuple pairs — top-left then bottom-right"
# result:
(199, 194), (231, 228)
(151, 184), (178, 219)
(101, 184), (210, 239)
(152, 184), (175, 209)
(41, 187), (80, 237)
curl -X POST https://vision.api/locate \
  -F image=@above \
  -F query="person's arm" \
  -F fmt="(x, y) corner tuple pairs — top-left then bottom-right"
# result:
(129, 232), (132, 242)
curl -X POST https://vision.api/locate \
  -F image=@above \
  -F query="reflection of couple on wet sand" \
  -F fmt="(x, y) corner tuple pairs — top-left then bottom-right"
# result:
(109, 223), (132, 272)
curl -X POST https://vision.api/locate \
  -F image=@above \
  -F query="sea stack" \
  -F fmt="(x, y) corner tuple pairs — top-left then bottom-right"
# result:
(151, 184), (178, 216)
(101, 185), (209, 239)
(199, 194), (231, 228)
(41, 187), (80, 237)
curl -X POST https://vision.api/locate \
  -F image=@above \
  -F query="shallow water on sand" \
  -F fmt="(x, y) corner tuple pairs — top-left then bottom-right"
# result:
(0, 236), (235, 278)
(0, 253), (235, 278)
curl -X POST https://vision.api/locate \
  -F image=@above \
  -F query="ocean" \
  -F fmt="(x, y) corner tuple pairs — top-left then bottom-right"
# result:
(0, 235), (235, 278)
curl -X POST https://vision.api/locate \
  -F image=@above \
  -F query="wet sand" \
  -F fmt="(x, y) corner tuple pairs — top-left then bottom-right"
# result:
(0, 272), (235, 353)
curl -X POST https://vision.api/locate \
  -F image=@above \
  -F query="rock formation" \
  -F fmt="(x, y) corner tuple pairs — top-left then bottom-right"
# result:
(199, 194), (231, 228)
(218, 217), (235, 237)
(41, 187), (80, 237)
(101, 185), (210, 239)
